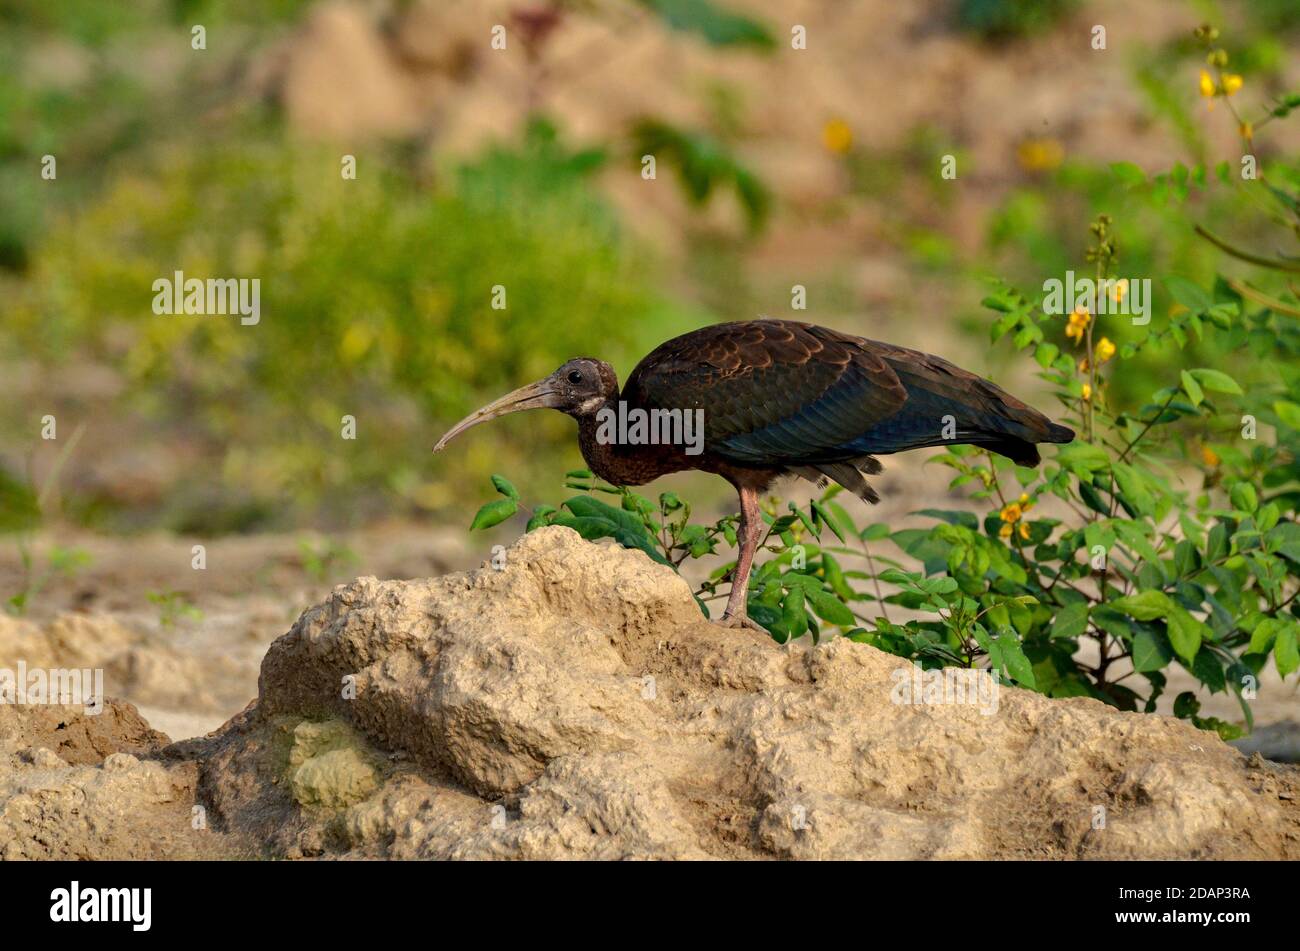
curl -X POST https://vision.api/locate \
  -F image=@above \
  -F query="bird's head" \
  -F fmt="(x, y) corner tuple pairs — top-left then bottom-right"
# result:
(433, 358), (617, 452)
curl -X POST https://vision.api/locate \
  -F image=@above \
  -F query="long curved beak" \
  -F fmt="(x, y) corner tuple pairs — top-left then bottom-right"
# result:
(433, 378), (563, 452)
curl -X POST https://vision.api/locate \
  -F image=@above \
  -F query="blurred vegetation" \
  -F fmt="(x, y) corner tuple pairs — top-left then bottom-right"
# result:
(954, 0), (1079, 40)
(1, 0), (1298, 557)
(0, 0), (791, 534)
(5, 116), (702, 530)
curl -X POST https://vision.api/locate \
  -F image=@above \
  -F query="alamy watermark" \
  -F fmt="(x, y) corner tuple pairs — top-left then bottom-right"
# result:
(50, 881), (151, 932)
(0, 662), (103, 715)
(1042, 271), (1151, 325)
(152, 270), (260, 325)
(889, 664), (1000, 716)
(595, 401), (704, 456)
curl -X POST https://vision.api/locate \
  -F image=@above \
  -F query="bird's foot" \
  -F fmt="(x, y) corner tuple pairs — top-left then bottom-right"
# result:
(720, 611), (766, 633)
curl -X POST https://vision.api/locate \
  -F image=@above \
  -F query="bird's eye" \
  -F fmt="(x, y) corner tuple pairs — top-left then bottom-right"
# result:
(567, 370), (583, 384)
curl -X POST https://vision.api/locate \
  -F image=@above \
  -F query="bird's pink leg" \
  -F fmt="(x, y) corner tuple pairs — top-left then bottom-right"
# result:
(721, 485), (765, 631)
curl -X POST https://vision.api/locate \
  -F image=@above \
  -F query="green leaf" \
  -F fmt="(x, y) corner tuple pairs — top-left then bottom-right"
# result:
(880, 567), (921, 586)
(490, 474), (520, 501)
(1273, 401), (1300, 429)
(781, 586), (808, 639)
(1114, 521), (1161, 565)
(995, 633), (1036, 688)
(1111, 463), (1155, 517)
(810, 501), (847, 543)
(525, 504), (557, 532)
(1131, 629), (1172, 672)
(564, 495), (650, 538)
(1051, 602), (1089, 640)
(1179, 370), (1203, 408)
(1229, 483), (1258, 514)
(1191, 649), (1226, 693)
(1111, 590), (1174, 621)
(469, 498), (518, 531)
(1206, 522), (1229, 562)
(1164, 276), (1213, 314)
(548, 514), (618, 540)
(1056, 442), (1110, 473)
(805, 586), (855, 627)
(1188, 368), (1242, 395)
(1173, 691), (1200, 719)
(1166, 606), (1204, 663)
(1276, 624), (1299, 677)
(1249, 618), (1281, 654)
(1110, 161), (1146, 187)
(1078, 480), (1109, 515)
(823, 501), (861, 542)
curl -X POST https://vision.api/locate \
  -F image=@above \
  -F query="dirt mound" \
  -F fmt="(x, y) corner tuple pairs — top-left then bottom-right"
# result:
(0, 698), (246, 859)
(0, 696), (168, 767)
(3, 526), (1297, 858)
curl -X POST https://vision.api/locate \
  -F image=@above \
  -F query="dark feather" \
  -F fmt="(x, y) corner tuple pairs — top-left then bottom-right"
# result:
(622, 319), (1073, 498)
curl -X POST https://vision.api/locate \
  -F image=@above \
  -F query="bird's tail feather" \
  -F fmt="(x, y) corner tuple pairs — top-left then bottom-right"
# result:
(790, 457), (881, 504)
(1045, 422), (1075, 443)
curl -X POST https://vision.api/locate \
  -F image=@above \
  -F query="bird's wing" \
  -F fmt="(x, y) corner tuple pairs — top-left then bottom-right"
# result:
(622, 320), (908, 465)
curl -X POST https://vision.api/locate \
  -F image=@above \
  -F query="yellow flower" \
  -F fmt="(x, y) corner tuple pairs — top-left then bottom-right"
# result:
(1108, 279), (1128, 303)
(1095, 337), (1116, 364)
(1000, 516), (1030, 541)
(1066, 306), (1091, 344)
(1240, 121), (1253, 141)
(1222, 73), (1243, 96)
(1078, 357), (1089, 373)
(822, 119), (853, 155)
(1201, 445), (1220, 468)
(1199, 70), (1216, 98)
(1000, 502), (1023, 523)
(1081, 383), (1092, 401)
(1017, 138), (1064, 173)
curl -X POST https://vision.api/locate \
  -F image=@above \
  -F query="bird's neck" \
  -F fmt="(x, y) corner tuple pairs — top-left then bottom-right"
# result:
(574, 392), (690, 487)
(575, 394), (625, 483)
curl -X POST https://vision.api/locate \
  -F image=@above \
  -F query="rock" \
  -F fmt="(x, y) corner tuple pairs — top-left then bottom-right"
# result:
(3, 525), (1297, 859)
(287, 720), (380, 809)
(190, 526), (1300, 859)
(0, 699), (243, 859)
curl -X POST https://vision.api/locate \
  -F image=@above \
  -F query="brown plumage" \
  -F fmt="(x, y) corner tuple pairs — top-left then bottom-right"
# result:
(435, 319), (1073, 629)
